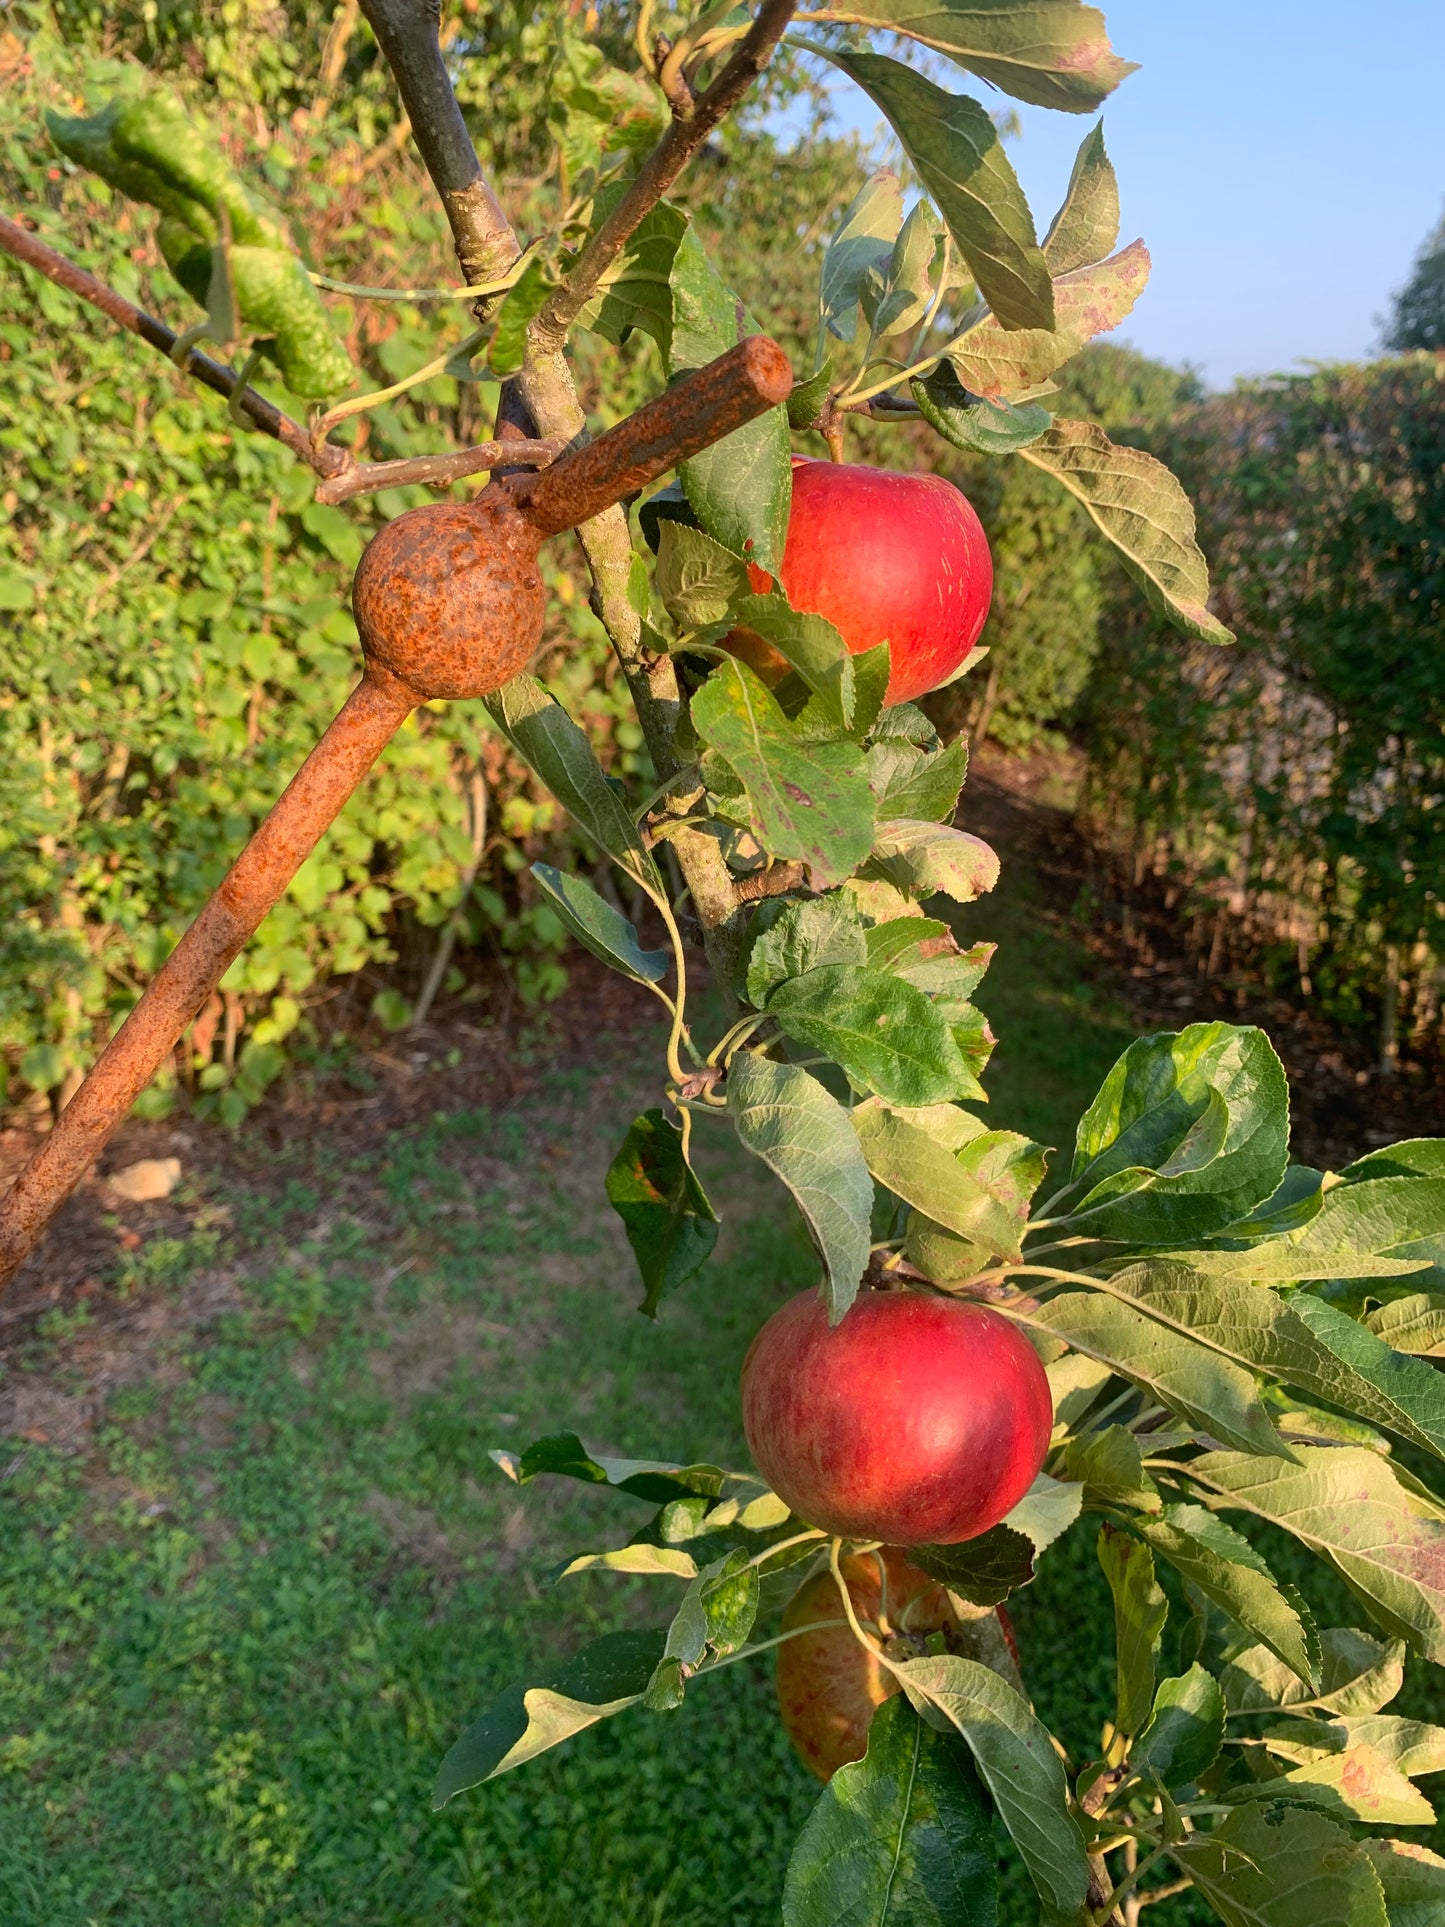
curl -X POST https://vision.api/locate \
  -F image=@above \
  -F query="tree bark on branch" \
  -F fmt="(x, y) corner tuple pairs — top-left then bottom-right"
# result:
(357, 0), (795, 998)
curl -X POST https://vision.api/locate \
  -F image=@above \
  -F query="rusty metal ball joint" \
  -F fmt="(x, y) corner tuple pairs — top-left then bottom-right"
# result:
(352, 335), (794, 702)
(353, 488), (547, 701)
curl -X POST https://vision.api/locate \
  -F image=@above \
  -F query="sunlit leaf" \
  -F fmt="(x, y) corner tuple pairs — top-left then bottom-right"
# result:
(769, 965), (972, 1107)
(1185, 1448), (1445, 1663)
(433, 1628), (664, 1805)
(728, 1054), (873, 1320)
(692, 660), (874, 889)
(805, 48), (1054, 332)
(1018, 418), (1235, 644)
(1042, 123), (1120, 273)
(1062, 1024), (1287, 1242)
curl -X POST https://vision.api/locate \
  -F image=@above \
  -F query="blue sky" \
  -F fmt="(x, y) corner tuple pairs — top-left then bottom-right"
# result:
(807, 0), (1445, 387)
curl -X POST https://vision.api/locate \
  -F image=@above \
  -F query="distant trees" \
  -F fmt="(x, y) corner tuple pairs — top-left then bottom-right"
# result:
(1385, 202), (1445, 353)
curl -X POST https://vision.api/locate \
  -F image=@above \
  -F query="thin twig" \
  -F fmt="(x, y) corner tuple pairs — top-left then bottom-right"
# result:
(0, 213), (347, 480)
(530, 0), (799, 354)
(314, 435), (566, 505)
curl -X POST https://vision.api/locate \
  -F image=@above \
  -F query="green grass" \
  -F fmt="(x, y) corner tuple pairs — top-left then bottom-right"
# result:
(3, 884), (1439, 1923)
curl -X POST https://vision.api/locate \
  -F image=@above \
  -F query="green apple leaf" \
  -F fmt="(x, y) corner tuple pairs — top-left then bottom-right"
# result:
(819, 167), (905, 345)
(1357, 1839), (1445, 1927)
(1363, 1292), (1445, 1354)
(746, 894), (870, 1006)
(1018, 418), (1235, 644)
(788, 358), (834, 430)
(530, 865), (668, 986)
(869, 819), (1000, 906)
(725, 594), (856, 726)
(1263, 1713), (1445, 1779)
(769, 965), (972, 1107)
(653, 520), (753, 629)
(1104, 1262), (1445, 1465)
(781, 1695), (997, 1927)
(854, 1103), (1026, 1262)
(896, 1654), (1089, 1919)
(1220, 1627), (1405, 1718)
(605, 1110), (720, 1316)
(1047, 1352), (1113, 1430)
(1134, 1504), (1320, 1688)
(489, 1431), (730, 1502)
(913, 366), (1054, 455)
(1133, 1664), (1225, 1789)
(1184, 1448), (1445, 1663)
(1187, 1168), (1445, 1284)
(1025, 1291), (1291, 1459)
(1065, 1425), (1162, 1514)
(1004, 1472), (1084, 1551)
(939, 240), (1150, 401)
(1060, 1023), (1289, 1243)
(891, 937), (995, 1002)
(657, 1547), (759, 1677)
(1042, 124), (1120, 274)
(433, 1627), (665, 1805)
(912, 1523), (1036, 1607)
(576, 195), (686, 351)
(1171, 1801), (1389, 1927)
(1238, 1743), (1435, 1828)
(668, 224), (791, 570)
(861, 199), (941, 339)
(551, 1543), (702, 1583)
(691, 660), (874, 888)
(804, 48), (1054, 333)
(862, 916), (954, 972)
(866, 735), (970, 823)
(1097, 1523), (1167, 1734)
(728, 1054), (873, 1321)
(486, 675), (661, 892)
(489, 258), (553, 377)
(798, 0), (1136, 114)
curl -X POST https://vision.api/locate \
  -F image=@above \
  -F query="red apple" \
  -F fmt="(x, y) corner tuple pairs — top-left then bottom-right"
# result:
(729, 456), (993, 706)
(741, 1288), (1052, 1545)
(776, 1545), (960, 1780)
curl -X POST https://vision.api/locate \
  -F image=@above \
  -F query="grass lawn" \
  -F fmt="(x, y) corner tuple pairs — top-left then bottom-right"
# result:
(1, 852), (1437, 1922)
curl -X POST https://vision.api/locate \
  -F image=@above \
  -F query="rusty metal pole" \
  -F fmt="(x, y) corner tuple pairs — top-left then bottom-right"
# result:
(0, 336), (793, 1291)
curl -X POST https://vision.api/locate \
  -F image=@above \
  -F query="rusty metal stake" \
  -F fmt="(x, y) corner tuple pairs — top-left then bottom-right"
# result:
(0, 335), (793, 1290)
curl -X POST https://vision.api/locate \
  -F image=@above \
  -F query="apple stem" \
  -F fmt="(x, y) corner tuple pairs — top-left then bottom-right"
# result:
(828, 1537), (905, 1678)
(871, 1548), (895, 1638)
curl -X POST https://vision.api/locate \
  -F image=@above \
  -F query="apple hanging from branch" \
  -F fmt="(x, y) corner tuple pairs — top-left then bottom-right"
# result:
(741, 1289), (1052, 1545)
(728, 456), (994, 705)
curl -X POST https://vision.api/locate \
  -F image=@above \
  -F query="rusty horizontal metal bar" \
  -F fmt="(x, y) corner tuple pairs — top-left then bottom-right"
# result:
(0, 334), (794, 1291)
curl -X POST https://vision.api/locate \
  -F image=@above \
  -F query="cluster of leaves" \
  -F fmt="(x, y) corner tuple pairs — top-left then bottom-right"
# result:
(15, 1), (1445, 1921)
(443, 1023), (1445, 1927)
(331, 12), (1445, 1927)
(1084, 357), (1445, 1050)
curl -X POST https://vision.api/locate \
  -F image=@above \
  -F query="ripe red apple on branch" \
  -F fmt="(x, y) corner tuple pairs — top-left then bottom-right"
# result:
(741, 1288), (1052, 1545)
(727, 456), (994, 706)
